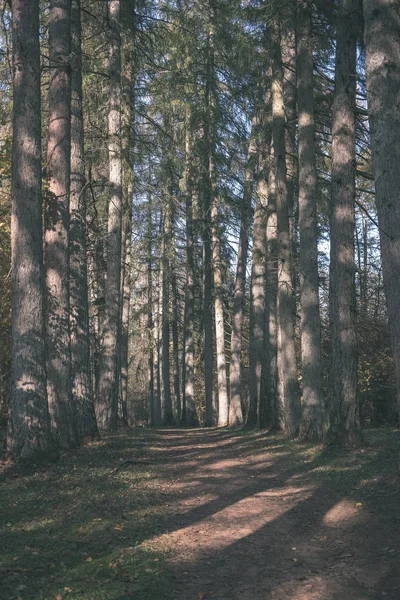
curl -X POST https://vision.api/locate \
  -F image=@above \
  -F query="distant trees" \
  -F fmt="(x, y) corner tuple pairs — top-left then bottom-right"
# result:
(4, 0), (400, 459)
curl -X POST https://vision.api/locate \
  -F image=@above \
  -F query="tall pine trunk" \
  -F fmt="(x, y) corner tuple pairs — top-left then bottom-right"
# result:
(261, 141), (279, 429)
(171, 217), (181, 423)
(297, 1), (324, 441)
(7, 0), (54, 460)
(182, 116), (199, 426)
(247, 171), (267, 427)
(45, 0), (77, 448)
(208, 0), (229, 426)
(229, 119), (257, 426)
(97, 0), (123, 431)
(70, 0), (98, 440)
(271, 20), (301, 437)
(147, 195), (155, 425)
(364, 0), (400, 422)
(327, 0), (360, 445)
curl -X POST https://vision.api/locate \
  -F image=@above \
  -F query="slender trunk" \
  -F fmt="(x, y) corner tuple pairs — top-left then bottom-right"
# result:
(247, 171), (267, 427)
(229, 119), (257, 426)
(362, 214), (368, 315)
(272, 20), (301, 437)
(162, 195), (175, 425)
(182, 113), (199, 426)
(327, 0), (360, 445)
(45, 0), (77, 448)
(203, 10), (215, 427)
(297, 1), (324, 441)
(147, 196), (155, 425)
(152, 226), (162, 426)
(119, 12), (135, 427)
(207, 0), (229, 426)
(7, 0), (54, 460)
(171, 217), (181, 423)
(261, 141), (279, 429)
(364, 0), (400, 421)
(70, 0), (98, 440)
(281, 12), (298, 264)
(119, 200), (131, 426)
(97, 0), (123, 431)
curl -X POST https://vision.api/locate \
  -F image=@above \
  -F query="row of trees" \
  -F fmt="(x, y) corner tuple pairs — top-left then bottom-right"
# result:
(4, 0), (400, 460)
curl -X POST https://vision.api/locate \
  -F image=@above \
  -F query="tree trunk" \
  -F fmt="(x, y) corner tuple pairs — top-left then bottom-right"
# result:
(271, 20), (301, 437)
(229, 118), (257, 427)
(281, 11), (298, 265)
(327, 0), (360, 445)
(297, 1), (324, 441)
(162, 195), (175, 425)
(45, 0), (77, 448)
(364, 0), (400, 422)
(119, 9), (135, 427)
(207, 0), (229, 426)
(7, 0), (54, 460)
(171, 211), (181, 423)
(261, 141), (279, 429)
(152, 219), (162, 426)
(119, 200), (131, 426)
(70, 0), (98, 441)
(202, 8), (215, 427)
(247, 172), (267, 427)
(147, 195), (155, 425)
(97, 0), (123, 431)
(183, 115), (199, 426)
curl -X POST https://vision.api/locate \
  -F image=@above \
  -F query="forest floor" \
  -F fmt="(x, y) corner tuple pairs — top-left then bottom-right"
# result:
(1, 427), (400, 600)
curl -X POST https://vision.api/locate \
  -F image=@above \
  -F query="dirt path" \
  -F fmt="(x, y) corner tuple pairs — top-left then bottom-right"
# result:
(141, 429), (400, 600)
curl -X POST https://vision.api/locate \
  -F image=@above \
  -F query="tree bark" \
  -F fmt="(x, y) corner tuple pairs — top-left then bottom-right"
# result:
(171, 218), (181, 423)
(147, 195), (155, 425)
(229, 118), (257, 427)
(7, 0), (54, 460)
(364, 0), (400, 422)
(45, 0), (77, 448)
(207, 0), (229, 426)
(297, 1), (324, 441)
(70, 0), (98, 440)
(247, 169), (267, 427)
(183, 114), (199, 426)
(261, 140), (279, 429)
(97, 0), (123, 431)
(271, 20), (301, 437)
(327, 0), (360, 445)
(162, 191), (175, 426)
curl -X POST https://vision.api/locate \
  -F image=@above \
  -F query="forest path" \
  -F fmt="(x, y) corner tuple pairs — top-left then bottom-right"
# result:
(1, 427), (399, 600)
(145, 428), (400, 600)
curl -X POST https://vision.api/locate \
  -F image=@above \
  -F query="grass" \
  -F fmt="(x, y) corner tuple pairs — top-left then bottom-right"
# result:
(0, 430), (173, 600)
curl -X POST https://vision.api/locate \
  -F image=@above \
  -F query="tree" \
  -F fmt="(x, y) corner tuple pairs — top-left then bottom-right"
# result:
(208, 0), (229, 426)
(45, 0), (77, 448)
(97, 0), (123, 431)
(364, 0), (400, 423)
(70, 0), (98, 440)
(229, 118), (257, 427)
(7, 0), (54, 460)
(327, 0), (360, 445)
(297, 0), (324, 441)
(271, 18), (301, 437)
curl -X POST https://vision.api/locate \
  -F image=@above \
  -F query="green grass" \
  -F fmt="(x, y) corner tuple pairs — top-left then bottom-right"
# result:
(0, 430), (173, 600)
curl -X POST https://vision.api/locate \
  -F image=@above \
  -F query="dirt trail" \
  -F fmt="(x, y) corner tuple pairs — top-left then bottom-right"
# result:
(143, 429), (400, 600)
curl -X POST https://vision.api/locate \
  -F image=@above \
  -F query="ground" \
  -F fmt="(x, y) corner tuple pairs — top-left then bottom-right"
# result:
(1, 428), (399, 600)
